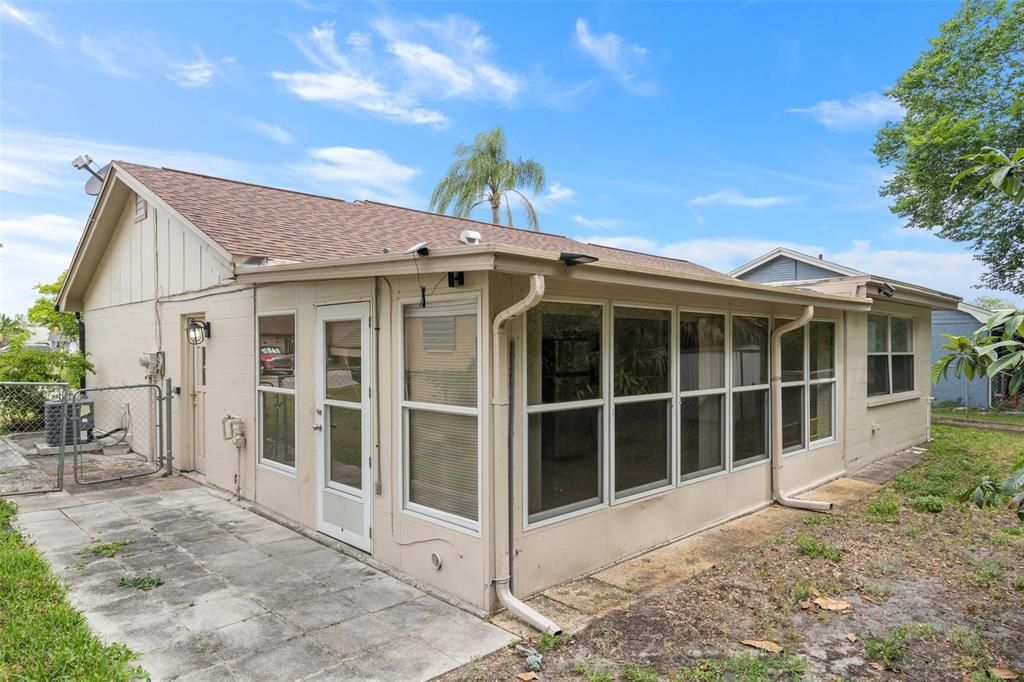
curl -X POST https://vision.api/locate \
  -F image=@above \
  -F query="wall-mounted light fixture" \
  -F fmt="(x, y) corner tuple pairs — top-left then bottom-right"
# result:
(559, 252), (600, 267)
(186, 320), (211, 345)
(877, 283), (896, 298)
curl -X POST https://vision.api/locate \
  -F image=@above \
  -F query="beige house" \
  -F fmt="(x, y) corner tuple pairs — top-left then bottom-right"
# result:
(57, 161), (958, 631)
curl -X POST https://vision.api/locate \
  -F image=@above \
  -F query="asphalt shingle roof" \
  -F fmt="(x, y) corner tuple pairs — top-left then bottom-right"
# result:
(116, 161), (721, 277)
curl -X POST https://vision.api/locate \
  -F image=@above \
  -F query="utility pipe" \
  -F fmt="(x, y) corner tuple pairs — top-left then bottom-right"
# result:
(491, 274), (562, 636)
(770, 306), (833, 513)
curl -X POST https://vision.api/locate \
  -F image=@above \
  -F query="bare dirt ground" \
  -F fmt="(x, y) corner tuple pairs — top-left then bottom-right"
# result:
(445, 425), (1024, 681)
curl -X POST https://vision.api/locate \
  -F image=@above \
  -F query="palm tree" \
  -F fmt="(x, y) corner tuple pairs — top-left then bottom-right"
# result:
(429, 127), (546, 230)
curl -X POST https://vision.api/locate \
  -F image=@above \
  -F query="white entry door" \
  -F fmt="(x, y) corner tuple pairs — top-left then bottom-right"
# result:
(315, 303), (372, 552)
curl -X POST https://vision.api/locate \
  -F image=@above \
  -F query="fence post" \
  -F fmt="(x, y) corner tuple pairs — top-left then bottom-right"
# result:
(165, 378), (173, 477)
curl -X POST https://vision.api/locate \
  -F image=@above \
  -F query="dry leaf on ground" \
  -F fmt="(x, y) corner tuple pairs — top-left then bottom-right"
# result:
(516, 673), (539, 681)
(846, 633), (858, 643)
(989, 667), (1019, 680)
(740, 639), (784, 654)
(813, 596), (851, 611)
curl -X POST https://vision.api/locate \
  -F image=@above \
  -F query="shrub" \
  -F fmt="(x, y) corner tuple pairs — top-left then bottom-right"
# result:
(910, 495), (945, 513)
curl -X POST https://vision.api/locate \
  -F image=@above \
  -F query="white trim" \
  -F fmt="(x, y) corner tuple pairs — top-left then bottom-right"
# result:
(729, 247), (865, 279)
(256, 309), (298, 474)
(398, 291), (483, 533)
(867, 313), (916, 398)
(678, 308), (729, 482)
(867, 391), (922, 408)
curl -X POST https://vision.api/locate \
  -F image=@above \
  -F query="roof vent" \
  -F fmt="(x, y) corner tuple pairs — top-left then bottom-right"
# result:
(459, 229), (482, 245)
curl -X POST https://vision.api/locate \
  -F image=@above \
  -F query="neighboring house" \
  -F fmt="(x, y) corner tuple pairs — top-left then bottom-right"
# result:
(57, 164), (959, 625)
(731, 248), (998, 409)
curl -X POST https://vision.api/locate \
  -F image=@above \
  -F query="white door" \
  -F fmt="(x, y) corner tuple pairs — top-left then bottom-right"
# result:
(188, 319), (207, 474)
(315, 303), (372, 552)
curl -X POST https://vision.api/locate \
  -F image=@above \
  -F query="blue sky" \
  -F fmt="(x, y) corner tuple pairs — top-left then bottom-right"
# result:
(2, 0), (1020, 316)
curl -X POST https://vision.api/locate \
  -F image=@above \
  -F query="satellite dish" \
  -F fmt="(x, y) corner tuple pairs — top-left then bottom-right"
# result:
(403, 240), (431, 256)
(84, 164), (110, 196)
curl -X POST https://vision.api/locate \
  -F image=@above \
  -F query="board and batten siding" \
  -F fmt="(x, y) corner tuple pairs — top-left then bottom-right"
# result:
(931, 309), (990, 408)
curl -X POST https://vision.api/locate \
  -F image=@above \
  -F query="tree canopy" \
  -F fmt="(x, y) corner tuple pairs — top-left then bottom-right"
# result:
(874, 0), (1024, 293)
(429, 127), (546, 230)
(27, 271), (78, 342)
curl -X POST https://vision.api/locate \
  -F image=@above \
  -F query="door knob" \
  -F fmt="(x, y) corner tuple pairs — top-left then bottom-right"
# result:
(313, 424), (323, 431)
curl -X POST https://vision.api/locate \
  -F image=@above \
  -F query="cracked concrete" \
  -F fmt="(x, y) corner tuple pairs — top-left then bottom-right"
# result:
(12, 479), (514, 681)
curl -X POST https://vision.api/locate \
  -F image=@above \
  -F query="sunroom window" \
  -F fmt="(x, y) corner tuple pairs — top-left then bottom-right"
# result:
(403, 300), (479, 527)
(732, 316), (769, 466)
(613, 306), (671, 497)
(679, 312), (726, 479)
(781, 320), (837, 453)
(526, 302), (603, 522)
(257, 314), (296, 470)
(868, 314), (914, 397)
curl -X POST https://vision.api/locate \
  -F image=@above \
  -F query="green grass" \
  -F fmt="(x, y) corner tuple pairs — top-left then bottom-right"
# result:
(864, 624), (938, 668)
(116, 574), (163, 591)
(80, 537), (136, 558)
(932, 407), (1024, 427)
(536, 632), (566, 652)
(893, 426), (1020, 500)
(0, 498), (145, 680)
(678, 652), (806, 681)
(865, 494), (901, 523)
(572, 661), (615, 682)
(622, 663), (657, 682)
(909, 495), (945, 513)
(793, 534), (843, 561)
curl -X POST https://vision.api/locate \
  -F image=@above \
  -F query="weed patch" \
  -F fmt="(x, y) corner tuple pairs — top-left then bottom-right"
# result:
(793, 534), (843, 561)
(81, 537), (136, 558)
(911, 495), (945, 513)
(866, 495), (901, 523)
(621, 663), (657, 682)
(116, 574), (163, 591)
(571, 661), (615, 682)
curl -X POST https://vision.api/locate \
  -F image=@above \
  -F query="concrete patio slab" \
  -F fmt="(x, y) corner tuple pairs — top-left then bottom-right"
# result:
(10, 477), (515, 681)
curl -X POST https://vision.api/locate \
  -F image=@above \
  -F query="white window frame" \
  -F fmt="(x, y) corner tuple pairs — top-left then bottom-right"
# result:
(867, 313), (915, 397)
(610, 302), (676, 504)
(256, 310), (298, 477)
(399, 293), (482, 534)
(730, 313), (771, 471)
(677, 307), (730, 484)
(523, 298), (610, 528)
(780, 319), (838, 457)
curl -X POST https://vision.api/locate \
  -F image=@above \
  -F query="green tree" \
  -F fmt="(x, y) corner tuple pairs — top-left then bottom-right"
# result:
(0, 314), (28, 348)
(874, 0), (1024, 294)
(934, 309), (1024, 399)
(27, 271), (78, 342)
(429, 127), (546, 230)
(971, 295), (1019, 311)
(952, 146), (1024, 203)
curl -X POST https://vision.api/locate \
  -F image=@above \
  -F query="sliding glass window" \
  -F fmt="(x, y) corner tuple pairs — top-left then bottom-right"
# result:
(678, 312), (726, 479)
(257, 313), (297, 471)
(613, 306), (672, 498)
(526, 302), (604, 523)
(732, 315), (769, 466)
(402, 300), (480, 529)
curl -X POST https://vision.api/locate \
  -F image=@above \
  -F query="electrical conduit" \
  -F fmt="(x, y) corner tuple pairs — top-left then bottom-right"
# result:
(491, 275), (562, 636)
(770, 306), (833, 512)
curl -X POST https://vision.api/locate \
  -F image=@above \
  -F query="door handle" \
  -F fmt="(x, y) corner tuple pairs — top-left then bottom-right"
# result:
(313, 424), (323, 431)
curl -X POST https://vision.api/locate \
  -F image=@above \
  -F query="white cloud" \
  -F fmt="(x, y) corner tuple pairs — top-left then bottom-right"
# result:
(533, 182), (575, 212)
(292, 146), (420, 204)
(786, 92), (904, 131)
(573, 19), (655, 96)
(241, 119), (293, 145)
(346, 31), (373, 53)
(79, 34), (138, 78)
(572, 213), (628, 231)
(167, 53), (216, 89)
(0, 236), (79, 315)
(0, 214), (82, 242)
(0, 1), (61, 46)
(273, 23), (449, 127)
(685, 189), (794, 208)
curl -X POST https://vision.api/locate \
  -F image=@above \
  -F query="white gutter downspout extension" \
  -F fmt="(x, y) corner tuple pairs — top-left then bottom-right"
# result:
(491, 274), (562, 636)
(770, 305), (833, 513)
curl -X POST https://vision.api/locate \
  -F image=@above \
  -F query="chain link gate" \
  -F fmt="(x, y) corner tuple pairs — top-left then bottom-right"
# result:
(0, 381), (69, 495)
(69, 383), (166, 485)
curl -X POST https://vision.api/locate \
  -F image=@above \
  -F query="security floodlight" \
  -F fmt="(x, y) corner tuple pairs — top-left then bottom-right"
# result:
(559, 252), (599, 267)
(878, 283), (896, 298)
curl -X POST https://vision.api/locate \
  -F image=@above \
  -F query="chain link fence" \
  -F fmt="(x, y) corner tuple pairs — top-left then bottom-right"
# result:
(1, 381), (170, 495)
(0, 382), (69, 495)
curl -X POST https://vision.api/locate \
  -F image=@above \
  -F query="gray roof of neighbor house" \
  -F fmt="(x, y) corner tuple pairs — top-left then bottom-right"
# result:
(115, 161), (722, 278)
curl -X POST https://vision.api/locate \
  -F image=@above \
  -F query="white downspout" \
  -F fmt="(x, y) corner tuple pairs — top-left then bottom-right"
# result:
(491, 274), (562, 636)
(770, 305), (833, 513)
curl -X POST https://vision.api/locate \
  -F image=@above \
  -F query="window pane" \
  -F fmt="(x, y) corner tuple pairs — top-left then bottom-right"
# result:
(892, 355), (915, 393)
(780, 324), (804, 383)
(614, 307), (670, 396)
(809, 322), (835, 380)
(325, 320), (361, 402)
(405, 307), (477, 407)
(868, 314), (888, 353)
(259, 315), (296, 389)
(867, 356), (890, 396)
(528, 406), (602, 520)
(891, 317), (912, 353)
(615, 400), (670, 495)
(680, 395), (724, 478)
(679, 313), (726, 392)
(782, 386), (804, 452)
(733, 390), (768, 465)
(327, 405), (361, 489)
(527, 302), (602, 405)
(408, 410), (478, 522)
(260, 392), (295, 467)
(809, 383), (834, 442)
(733, 316), (768, 387)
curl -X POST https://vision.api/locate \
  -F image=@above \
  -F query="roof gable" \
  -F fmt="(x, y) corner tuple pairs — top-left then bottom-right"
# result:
(730, 247), (864, 280)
